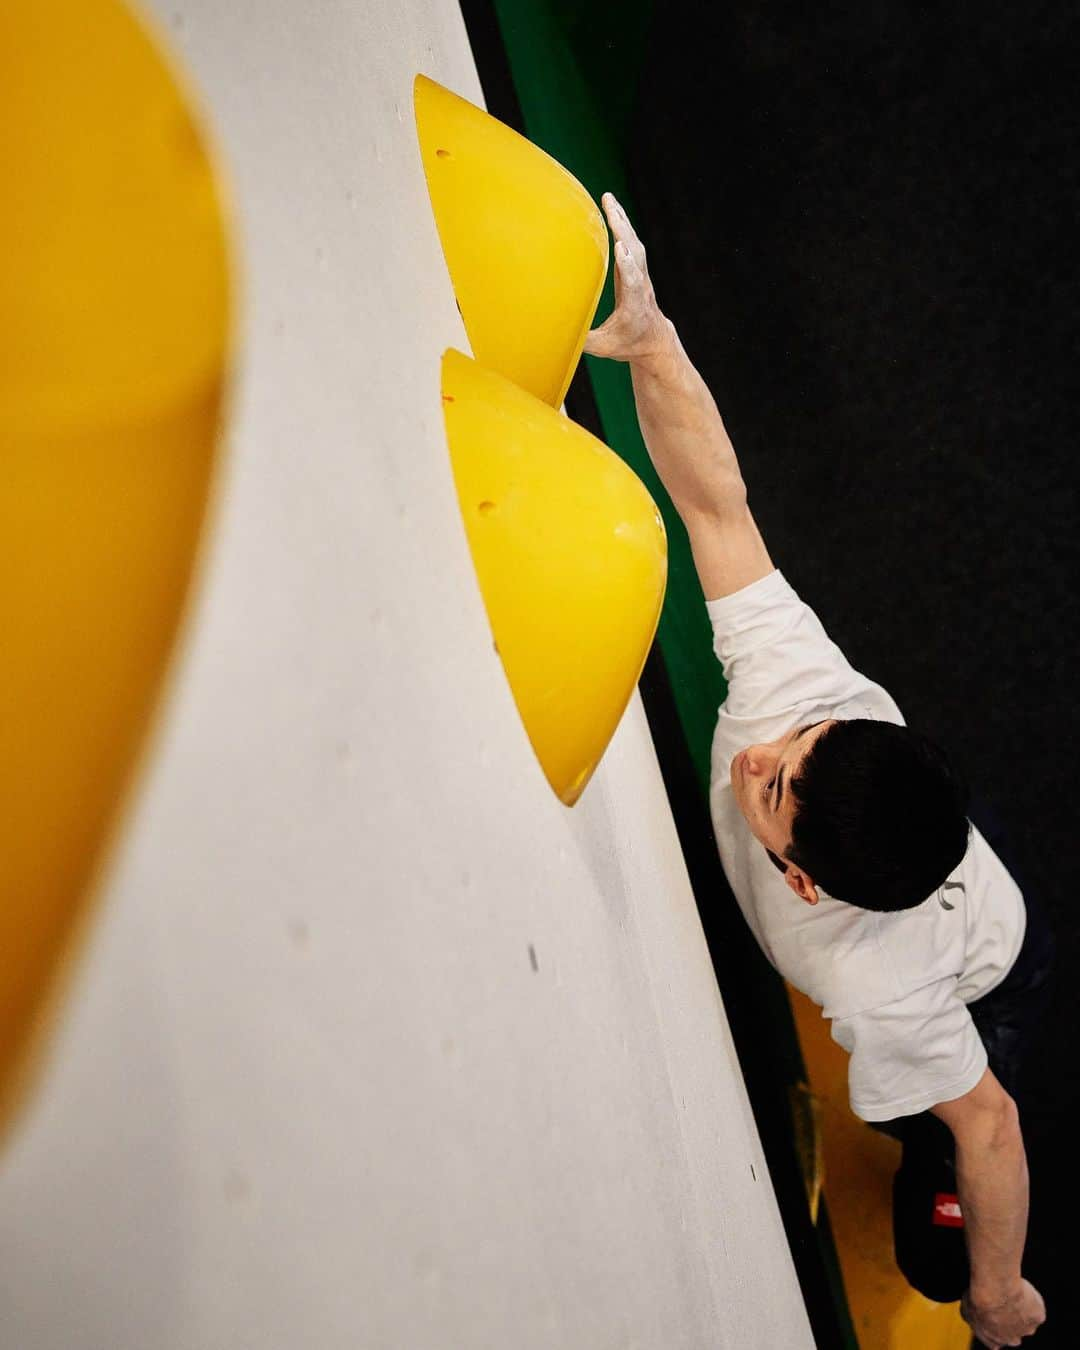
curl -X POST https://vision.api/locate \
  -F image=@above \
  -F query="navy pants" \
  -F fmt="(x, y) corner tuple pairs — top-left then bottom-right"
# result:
(868, 796), (1058, 1304)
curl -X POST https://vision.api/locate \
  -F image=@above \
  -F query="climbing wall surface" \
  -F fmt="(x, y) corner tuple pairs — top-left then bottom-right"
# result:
(0, 2), (815, 1347)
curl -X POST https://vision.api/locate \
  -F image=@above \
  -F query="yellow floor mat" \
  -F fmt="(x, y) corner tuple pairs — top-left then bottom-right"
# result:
(786, 983), (972, 1350)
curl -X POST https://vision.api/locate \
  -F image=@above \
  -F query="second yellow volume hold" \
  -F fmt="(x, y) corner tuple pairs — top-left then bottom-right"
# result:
(441, 350), (667, 806)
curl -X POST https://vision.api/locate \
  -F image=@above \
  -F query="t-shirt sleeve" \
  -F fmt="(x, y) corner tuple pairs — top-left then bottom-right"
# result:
(830, 979), (989, 1122)
(705, 568), (887, 721)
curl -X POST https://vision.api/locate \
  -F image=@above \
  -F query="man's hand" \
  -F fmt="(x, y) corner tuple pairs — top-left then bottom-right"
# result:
(584, 193), (771, 597)
(962, 1277), (1046, 1349)
(584, 193), (673, 362)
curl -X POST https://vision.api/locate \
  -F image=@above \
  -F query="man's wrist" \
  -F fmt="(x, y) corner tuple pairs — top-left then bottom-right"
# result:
(629, 315), (679, 370)
(968, 1276), (1025, 1311)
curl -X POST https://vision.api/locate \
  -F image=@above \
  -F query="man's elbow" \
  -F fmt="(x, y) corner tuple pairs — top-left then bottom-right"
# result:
(929, 1065), (1020, 1146)
(988, 1094), (1021, 1146)
(957, 1093), (1021, 1154)
(672, 469), (747, 523)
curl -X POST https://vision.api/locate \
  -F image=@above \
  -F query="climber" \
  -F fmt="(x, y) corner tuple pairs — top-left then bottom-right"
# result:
(584, 191), (1051, 1350)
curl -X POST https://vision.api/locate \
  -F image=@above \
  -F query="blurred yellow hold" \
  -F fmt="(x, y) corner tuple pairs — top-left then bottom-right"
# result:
(441, 350), (666, 806)
(0, 0), (231, 1131)
(415, 74), (608, 408)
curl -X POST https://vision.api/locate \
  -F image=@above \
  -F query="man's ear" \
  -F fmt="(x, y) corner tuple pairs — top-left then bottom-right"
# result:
(783, 866), (820, 906)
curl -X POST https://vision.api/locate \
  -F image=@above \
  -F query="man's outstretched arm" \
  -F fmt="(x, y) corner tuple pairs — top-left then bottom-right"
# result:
(584, 193), (774, 599)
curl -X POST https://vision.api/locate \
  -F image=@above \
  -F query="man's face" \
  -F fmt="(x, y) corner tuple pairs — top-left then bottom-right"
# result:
(729, 718), (837, 864)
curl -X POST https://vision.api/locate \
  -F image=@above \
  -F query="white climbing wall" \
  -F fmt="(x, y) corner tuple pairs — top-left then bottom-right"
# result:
(0, 2), (815, 1346)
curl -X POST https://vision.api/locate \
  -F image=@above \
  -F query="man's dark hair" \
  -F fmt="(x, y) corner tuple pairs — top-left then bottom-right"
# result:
(766, 719), (972, 912)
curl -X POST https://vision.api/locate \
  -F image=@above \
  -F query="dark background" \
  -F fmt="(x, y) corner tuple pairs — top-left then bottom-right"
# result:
(628, 3), (1078, 1341)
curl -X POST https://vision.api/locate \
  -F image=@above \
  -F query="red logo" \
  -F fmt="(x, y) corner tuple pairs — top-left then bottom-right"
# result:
(933, 1192), (964, 1228)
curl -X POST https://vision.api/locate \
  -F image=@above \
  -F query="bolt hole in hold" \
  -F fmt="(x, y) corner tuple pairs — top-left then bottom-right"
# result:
(478, 500), (496, 516)
(435, 148), (451, 159)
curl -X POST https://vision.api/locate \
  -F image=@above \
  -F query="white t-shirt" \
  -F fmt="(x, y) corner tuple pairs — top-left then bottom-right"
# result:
(706, 569), (1026, 1122)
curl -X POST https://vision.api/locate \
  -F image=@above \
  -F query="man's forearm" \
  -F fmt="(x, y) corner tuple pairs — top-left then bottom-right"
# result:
(629, 319), (747, 520)
(956, 1111), (1030, 1304)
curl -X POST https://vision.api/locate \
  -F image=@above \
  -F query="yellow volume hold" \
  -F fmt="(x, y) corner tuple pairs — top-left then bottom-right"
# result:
(0, 0), (231, 1134)
(442, 350), (667, 805)
(415, 74), (609, 409)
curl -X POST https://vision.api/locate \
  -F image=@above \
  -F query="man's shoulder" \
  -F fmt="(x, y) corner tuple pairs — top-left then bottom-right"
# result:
(792, 896), (970, 1024)
(774, 901), (902, 1019)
